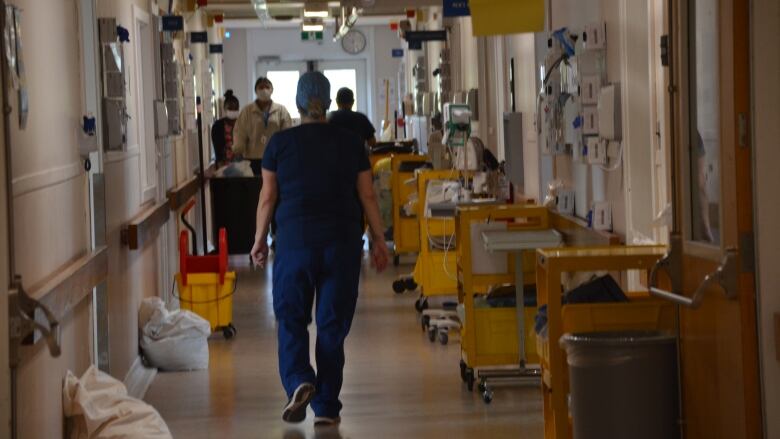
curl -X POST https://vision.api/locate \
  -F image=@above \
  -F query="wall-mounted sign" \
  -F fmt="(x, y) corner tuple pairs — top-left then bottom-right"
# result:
(301, 31), (324, 41)
(470, 0), (544, 36)
(162, 15), (184, 31)
(408, 41), (422, 51)
(443, 0), (471, 17)
(404, 30), (447, 43)
(189, 31), (208, 43)
(392, 48), (404, 58)
(209, 44), (223, 54)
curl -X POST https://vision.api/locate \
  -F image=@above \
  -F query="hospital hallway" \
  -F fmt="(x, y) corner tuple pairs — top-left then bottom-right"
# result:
(144, 256), (544, 438)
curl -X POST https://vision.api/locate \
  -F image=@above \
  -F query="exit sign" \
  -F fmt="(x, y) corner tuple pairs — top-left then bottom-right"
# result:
(301, 31), (324, 41)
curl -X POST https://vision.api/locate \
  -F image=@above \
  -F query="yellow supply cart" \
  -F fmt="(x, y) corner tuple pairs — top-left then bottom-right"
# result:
(456, 204), (560, 402)
(535, 246), (676, 439)
(411, 169), (466, 311)
(176, 227), (237, 339)
(391, 154), (429, 265)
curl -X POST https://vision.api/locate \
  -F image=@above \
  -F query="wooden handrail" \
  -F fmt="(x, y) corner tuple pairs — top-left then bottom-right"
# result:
(121, 201), (170, 250)
(27, 246), (108, 320)
(167, 175), (201, 210)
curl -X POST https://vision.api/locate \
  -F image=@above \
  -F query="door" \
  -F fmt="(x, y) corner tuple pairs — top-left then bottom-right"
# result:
(256, 60), (307, 121)
(318, 60), (369, 116)
(651, 0), (761, 438)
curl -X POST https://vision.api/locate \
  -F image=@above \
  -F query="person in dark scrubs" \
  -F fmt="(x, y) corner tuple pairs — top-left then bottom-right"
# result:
(211, 90), (240, 166)
(250, 72), (390, 427)
(327, 87), (377, 148)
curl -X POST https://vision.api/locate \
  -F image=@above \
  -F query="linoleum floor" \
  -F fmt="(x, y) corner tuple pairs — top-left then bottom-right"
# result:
(144, 255), (544, 438)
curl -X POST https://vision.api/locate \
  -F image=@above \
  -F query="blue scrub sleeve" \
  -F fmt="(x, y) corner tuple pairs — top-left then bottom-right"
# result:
(262, 135), (278, 171)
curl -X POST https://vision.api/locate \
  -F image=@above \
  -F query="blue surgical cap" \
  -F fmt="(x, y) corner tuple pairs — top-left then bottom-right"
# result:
(296, 71), (331, 116)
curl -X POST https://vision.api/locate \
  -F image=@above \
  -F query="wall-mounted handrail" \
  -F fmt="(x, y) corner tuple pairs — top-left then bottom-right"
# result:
(121, 201), (170, 250)
(10, 246), (108, 366)
(166, 174), (201, 211)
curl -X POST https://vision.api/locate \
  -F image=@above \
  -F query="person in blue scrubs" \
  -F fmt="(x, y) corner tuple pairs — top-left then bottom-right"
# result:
(250, 72), (390, 427)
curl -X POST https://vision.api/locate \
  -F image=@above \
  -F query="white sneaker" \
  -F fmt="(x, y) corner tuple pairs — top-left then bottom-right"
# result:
(282, 383), (315, 423)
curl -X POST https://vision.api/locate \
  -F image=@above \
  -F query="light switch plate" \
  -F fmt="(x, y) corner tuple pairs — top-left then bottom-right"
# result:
(592, 201), (612, 231)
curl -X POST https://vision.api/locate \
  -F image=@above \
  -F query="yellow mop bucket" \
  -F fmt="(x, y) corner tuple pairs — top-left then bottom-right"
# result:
(176, 225), (237, 339)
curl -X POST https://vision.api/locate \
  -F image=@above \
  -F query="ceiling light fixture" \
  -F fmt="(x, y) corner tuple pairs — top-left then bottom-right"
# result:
(302, 18), (325, 32)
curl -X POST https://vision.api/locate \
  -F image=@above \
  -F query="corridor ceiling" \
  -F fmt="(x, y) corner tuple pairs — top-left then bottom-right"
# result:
(205, 0), (440, 20)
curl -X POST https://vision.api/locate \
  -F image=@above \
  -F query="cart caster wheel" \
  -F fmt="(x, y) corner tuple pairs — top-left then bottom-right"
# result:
(482, 390), (493, 404)
(392, 280), (405, 294)
(466, 369), (475, 392)
(460, 360), (468, 383)
(403, 278), (417, 291)
(222, 324), (237, 340)
(421, 315), (430, 331)
(478, 379), (487, 393)
(427, 326), (437, 342)
(393, 255), (400, 267)
(438, 331), (449, 345)
(414, 297), (428, 312)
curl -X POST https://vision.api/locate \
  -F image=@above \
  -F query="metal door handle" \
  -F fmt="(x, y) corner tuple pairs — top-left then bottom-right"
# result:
(649, 249), (738, 309)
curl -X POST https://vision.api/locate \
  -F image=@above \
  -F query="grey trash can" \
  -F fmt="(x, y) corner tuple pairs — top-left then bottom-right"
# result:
(560, 331), (679, 439)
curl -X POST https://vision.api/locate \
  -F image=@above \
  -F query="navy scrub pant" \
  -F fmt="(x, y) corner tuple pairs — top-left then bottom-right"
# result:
(272, 242), (362, 418)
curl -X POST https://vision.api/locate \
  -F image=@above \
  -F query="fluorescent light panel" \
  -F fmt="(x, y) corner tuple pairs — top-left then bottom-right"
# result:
(302, 23), (324, 31)
(304, 10), (329, 18)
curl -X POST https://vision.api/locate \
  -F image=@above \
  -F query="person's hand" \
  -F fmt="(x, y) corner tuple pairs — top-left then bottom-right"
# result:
(251, 237), (270, 268)
(370, 239), (390, 273)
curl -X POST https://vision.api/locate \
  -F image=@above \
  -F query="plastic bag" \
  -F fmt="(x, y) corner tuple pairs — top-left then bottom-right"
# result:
(215, 160), (254, 178)
(63, 366), (172, 439)
(543, 178), (565, 208)
(139, 297), (211, 371)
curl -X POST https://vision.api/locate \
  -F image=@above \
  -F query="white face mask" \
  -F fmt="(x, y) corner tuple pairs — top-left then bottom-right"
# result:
(225, 110), (240, 120)
(257, 89), (272, 101)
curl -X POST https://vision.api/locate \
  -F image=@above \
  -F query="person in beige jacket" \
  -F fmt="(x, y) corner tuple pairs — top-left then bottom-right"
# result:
(233, 77), (293, 175)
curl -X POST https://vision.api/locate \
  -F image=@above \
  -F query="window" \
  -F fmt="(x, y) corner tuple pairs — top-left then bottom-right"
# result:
(266, 70), (302, 120)
(323, 69), (358, 110)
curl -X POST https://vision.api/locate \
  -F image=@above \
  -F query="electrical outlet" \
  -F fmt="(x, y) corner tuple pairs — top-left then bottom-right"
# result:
(580, 76), (601, 105)
(583, 22), (607, 50)
(587, 137), (606, 165)
(583, 106), (599, 135)
(557, 189), (575, 215)
(592, 201), (612, 231)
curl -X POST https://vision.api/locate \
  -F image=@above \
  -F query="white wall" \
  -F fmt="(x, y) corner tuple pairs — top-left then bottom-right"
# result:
(753, 0), (780, 436)
(222, 24), (403, 131)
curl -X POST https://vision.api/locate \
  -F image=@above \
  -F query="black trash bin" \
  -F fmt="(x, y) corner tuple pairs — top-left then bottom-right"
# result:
(209, 176), (262, 255)
(560, 331), (679, 439)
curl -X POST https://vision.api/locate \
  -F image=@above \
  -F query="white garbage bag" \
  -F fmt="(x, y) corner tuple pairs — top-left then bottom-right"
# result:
(63, 366), (172, 439)
(139, 297), (211, 371)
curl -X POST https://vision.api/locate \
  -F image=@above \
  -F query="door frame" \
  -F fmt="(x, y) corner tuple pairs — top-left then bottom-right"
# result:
(132, 4), (158, 204)
(666, 0), (762, 436)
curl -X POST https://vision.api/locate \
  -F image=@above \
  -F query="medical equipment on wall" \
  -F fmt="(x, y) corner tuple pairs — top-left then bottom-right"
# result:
(405, 115), (429, 154)
(98, 18), (130, 152)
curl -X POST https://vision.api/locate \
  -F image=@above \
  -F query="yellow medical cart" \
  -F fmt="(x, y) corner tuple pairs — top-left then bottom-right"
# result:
(535, 246), (676, 439)
(390, 154), (429, 265)
(411, 169), (466, 312)
(456, 204), (561, 402)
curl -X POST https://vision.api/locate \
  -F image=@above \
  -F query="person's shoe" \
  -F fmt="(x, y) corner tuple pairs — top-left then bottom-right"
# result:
(282, 383), (315, 423)
(313, 416), (341, 427)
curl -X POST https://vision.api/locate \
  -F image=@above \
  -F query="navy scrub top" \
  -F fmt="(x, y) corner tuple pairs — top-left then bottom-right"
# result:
(262, 123), (370, 250)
